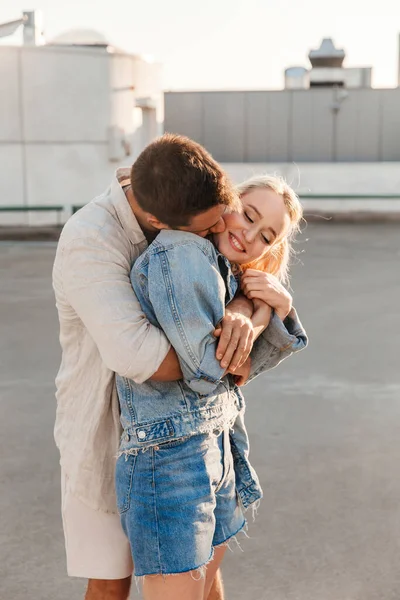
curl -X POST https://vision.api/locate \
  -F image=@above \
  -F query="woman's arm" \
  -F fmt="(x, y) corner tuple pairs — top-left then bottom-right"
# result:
(144, 243), (228, 395)
(236, 270), (308, 384)
(219, 294), (272, 342)
(221, 296), (271, 387)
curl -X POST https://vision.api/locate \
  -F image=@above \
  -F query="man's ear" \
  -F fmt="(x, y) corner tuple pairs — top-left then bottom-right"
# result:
(146, 215), (170, 231)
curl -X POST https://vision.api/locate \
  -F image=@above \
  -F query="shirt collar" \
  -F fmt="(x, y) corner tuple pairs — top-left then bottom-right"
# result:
(110, 168), (146, 246)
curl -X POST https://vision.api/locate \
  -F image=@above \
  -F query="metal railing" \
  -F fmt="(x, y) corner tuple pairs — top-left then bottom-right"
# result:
(0, 195), (400, 224)
(0, 205), (65, 225)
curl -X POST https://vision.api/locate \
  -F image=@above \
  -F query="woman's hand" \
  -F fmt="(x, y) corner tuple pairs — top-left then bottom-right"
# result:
(241, 269), (292, 321)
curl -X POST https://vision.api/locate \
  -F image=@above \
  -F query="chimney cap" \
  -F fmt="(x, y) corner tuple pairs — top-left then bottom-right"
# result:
(309, 38), (345, 68)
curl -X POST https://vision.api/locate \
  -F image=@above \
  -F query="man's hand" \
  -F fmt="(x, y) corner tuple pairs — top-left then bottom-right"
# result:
(228, 356), (252, 387)
(214, 309), (254, 372)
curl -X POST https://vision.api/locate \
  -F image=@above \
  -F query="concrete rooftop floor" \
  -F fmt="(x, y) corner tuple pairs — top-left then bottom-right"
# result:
(1, 223), (400, 600)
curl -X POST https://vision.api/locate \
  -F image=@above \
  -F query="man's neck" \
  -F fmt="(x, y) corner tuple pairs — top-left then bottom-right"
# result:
(124, 187), (158, 243)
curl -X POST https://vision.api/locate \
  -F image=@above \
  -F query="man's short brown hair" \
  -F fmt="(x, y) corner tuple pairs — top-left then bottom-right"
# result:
(130, 133), (240, 227)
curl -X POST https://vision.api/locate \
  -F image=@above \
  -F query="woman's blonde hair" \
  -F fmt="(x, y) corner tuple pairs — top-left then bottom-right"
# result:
(237, 175), (303, 284)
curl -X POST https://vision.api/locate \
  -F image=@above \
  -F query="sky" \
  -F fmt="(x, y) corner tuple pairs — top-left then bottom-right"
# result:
(1, 0), (399, 90)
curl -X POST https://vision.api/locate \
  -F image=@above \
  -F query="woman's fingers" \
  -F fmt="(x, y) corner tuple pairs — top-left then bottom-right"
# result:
(241, 275), (269, 292)
(242, 282), (268, 292)
(242, 282), (272, 300)
(242, 268), (266, 277)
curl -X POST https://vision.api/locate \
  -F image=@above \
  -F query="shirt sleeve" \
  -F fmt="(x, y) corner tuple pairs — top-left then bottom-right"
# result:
(60, 236), (171, 382)
(146, 244), (227, 395)
(247, 308), (308, 384)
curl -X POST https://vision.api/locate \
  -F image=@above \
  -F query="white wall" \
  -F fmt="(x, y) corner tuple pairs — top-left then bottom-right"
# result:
(0, 47), (22, 142)
(0, 44), (163, 225)
(24, 144), (129, 225)
(224, 163), (400, 195)
(108, 54), (163, 160)
(165, 89), (400, 162)
(224, 162), (400, 215)
(110, 54), (136, 132)
(21, 46), (110, 143)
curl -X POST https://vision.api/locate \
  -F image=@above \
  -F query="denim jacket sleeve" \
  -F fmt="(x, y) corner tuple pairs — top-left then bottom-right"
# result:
(146, 243), (227, 395)
(247, 307), (308, 384)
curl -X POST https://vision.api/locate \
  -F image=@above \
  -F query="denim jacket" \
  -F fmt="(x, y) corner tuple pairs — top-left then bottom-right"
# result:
(116, 230), (308, 508)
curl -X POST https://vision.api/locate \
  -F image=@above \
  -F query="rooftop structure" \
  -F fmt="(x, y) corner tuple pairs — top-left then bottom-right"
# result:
(285, 37), (372, 89)
(0, 9), (163, 224)
(0, 9), (44, 46)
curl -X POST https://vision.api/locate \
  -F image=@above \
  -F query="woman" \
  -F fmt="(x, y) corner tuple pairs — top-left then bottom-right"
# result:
(115, 175), (307, 600)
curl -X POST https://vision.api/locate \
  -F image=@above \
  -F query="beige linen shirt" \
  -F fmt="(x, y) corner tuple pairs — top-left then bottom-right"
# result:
(53, 169), (171, 513)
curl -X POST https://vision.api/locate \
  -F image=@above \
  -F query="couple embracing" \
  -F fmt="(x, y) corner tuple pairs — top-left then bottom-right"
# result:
(53, 134), (307, 600)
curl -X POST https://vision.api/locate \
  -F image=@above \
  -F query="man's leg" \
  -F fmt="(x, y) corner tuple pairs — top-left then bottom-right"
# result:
(207, 568), (225, 600)
(61, 472), (133, 598)
(85, 577), (131, 600)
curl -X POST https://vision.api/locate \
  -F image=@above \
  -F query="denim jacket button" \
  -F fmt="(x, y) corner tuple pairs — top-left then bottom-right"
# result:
(137, 430), (146, 440)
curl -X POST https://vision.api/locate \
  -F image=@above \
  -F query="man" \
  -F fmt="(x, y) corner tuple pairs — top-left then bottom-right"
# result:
(53, 134), (305, 599)
(53, 134), (257, 600)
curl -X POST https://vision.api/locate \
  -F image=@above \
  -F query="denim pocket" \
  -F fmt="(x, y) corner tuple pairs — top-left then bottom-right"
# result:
(115, 453), (136, 514)
(214, 429), (232, 493)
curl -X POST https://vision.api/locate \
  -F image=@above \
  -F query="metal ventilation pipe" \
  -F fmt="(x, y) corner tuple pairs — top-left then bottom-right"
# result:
(398, 32), (400, 87)
(22, 10), (44, 46)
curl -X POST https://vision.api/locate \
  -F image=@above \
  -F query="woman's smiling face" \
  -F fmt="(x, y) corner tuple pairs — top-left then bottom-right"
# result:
(214, 188), (291, 265)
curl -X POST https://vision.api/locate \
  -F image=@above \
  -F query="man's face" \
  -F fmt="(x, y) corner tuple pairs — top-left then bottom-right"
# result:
(176, 205), (227, 238)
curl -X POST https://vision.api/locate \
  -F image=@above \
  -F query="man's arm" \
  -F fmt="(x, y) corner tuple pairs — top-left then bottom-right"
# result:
(217, 294), (307, 384)
(150, 347), (182, 381)
(213, 295), (254, 369)
(61, 236), (176, 383)
(214, 294), (271, 370)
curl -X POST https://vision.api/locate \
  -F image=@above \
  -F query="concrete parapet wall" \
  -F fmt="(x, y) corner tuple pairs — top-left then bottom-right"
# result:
(223, 162), (400, 195)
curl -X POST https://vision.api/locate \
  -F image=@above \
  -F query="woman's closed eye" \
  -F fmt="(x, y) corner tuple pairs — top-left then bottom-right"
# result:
(244, 211), (270, 245)
(261, 234), (270, 245)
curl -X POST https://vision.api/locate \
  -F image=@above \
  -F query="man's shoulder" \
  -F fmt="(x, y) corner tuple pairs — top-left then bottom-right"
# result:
(58, 194), (124, 251)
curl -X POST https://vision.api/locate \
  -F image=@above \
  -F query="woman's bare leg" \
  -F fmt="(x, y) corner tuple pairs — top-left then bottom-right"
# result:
(143, 571), (204, 600)
(206, 566), (225, 600)
(204, 547), (227, 600)
(143, 547), (227, 600)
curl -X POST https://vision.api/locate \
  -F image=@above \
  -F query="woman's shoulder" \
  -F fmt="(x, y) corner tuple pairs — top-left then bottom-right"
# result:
(148, 230), (217, 259)
(156, 229), (212, 247)
(132, 230), (217, 274)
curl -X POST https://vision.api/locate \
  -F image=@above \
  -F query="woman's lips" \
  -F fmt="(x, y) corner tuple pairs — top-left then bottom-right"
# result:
(228, 232), (245, 253)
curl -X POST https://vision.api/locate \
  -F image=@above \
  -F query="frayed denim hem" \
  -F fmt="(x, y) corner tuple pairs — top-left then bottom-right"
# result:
(133, 548), (214, 589)
(213, 519), (249, 553)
